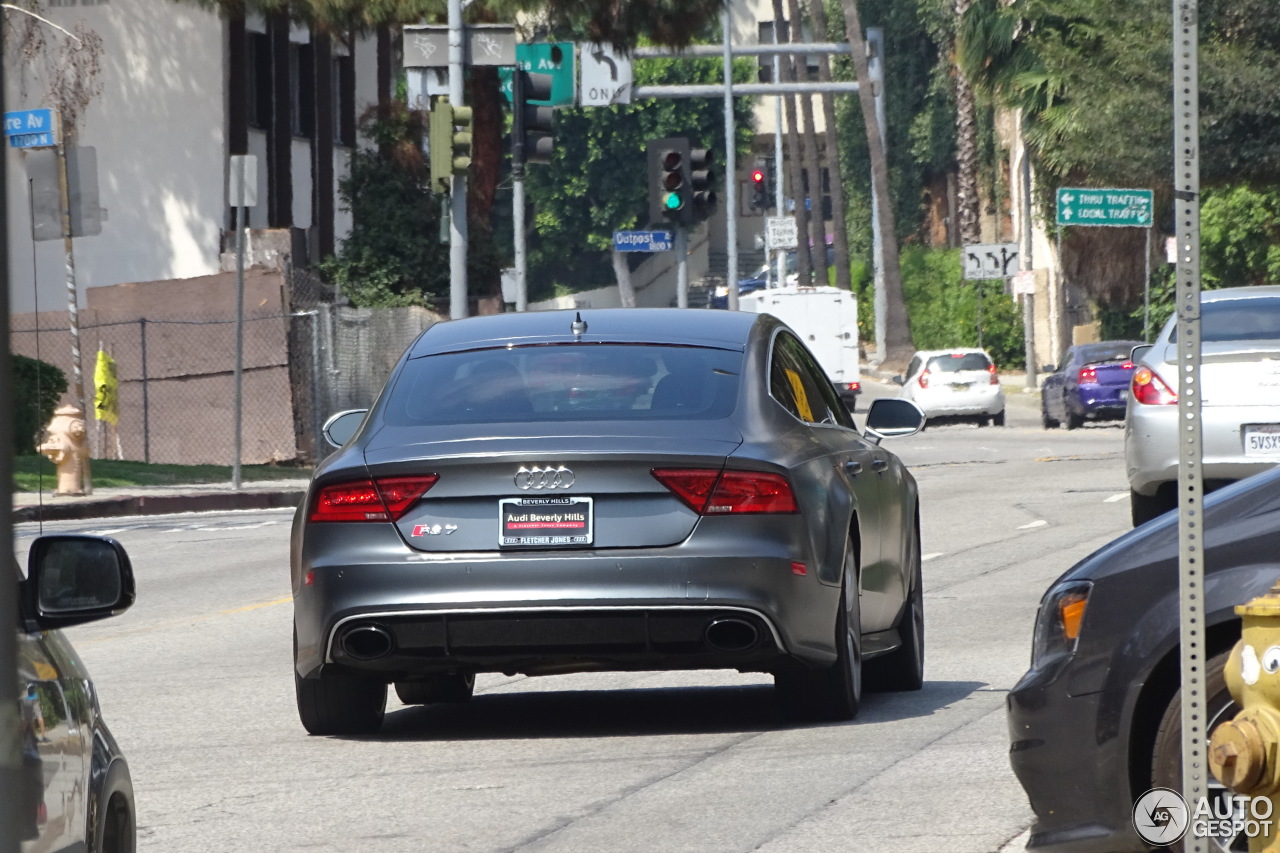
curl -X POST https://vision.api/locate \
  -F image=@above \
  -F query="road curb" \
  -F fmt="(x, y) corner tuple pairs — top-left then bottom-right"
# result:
(12, 489), (307, 523)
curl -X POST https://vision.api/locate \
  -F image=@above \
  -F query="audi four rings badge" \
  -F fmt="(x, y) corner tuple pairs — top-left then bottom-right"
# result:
(514, 465), (575, 490)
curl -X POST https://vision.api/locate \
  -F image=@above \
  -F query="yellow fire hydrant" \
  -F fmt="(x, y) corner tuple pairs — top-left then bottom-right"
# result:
(37, 404), (90, 496)
(1208, 582), (1280, 852)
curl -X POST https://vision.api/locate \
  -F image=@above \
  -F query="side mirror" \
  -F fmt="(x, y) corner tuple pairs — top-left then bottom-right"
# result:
(1042, 364), (1057, 373)
(24, 535), (135, 630)
(891, 375), (905, 386)
(323, 409), (369, 448)
(1131, 344), (1153, 363)
(864, 398), (926, 441)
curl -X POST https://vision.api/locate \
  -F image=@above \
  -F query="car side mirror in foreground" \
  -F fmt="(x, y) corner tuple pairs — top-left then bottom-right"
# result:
(1042, 364), (1057, 374)
(24, 535), (135, 630)
(322, 409), (369, 448)
(864, 398), (926, 442)
(1131, 344), (1153, 363)
(890, 375), (905, 386)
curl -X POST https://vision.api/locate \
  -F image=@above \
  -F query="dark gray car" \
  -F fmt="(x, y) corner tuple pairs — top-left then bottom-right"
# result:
(291, 308), (925, 734)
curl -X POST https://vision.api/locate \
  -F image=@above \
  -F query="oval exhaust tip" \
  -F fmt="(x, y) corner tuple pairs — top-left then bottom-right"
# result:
(340, 624), (394, 661)
(705, 618), (759, 652)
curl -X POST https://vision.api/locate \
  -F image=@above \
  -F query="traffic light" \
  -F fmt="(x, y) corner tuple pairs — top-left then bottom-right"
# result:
(450, 103), (473, 176)
(751, 163), (769, 209)
(428, 97), (454, 194)
(688, 147), (715, 222)
(647, 137), (690, 224)
(513, 70), (557, 167)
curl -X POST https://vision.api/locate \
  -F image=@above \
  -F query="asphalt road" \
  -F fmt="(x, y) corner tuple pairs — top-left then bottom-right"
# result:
(17, 381), (1137, 852)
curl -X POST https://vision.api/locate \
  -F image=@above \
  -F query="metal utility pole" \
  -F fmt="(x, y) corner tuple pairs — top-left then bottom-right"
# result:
(722, 11), (740, 308)
(1016, 112), (1037, 388)
(448, 0), (468, 320)
(867, 28), (887, 365)
(773, 29), (786, 289)
(231, 155), (249, 489)
(511, 69), (529, 312)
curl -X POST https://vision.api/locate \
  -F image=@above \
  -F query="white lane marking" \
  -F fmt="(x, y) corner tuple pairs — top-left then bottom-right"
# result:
(1018, 520), (1048, 530)
(922, 553), (944, 562)
(1104, 493), (1128, 503)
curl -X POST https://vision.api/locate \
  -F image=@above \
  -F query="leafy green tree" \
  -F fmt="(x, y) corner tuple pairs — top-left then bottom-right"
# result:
(13, 355), (68, 456)
(521, 52), (756, 301)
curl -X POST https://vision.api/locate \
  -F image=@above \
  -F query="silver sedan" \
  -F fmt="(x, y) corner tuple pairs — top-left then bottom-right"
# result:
(291, 308), (926, 734)
(1126, 285), (1280, 525)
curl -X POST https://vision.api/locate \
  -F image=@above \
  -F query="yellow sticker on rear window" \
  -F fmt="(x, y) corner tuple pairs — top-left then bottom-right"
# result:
(784, 369), (814, 422)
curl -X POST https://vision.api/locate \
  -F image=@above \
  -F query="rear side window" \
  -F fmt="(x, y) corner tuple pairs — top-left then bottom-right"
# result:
(770, 333), (846, 427)
(382, 344), (742, 425)
(1077, 342), (1141, 363)
(926, 352), (991, 373)
(1169, 297), (1280, 343)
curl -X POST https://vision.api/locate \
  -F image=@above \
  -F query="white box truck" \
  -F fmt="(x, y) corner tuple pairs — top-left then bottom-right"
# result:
(739, 285), (861, 410)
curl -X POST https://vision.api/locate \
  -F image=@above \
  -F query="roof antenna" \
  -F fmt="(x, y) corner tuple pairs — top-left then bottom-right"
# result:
(571, 311), (587, 339)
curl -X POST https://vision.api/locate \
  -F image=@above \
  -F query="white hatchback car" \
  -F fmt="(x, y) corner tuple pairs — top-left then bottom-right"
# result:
(893, 348), (1006, 426)
(1126, 285), (1280, 526)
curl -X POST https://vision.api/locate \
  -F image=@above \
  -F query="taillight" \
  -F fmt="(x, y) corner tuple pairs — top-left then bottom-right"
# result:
(652, 468), (798, 515)
(846, 382), (860, 393)
(987, 363), (999, 385)
(1078, 365), (1098, 384)
(918, 370), (930, 389)
(309, 475), (438, 522)
(1131, 366), (1178, 405)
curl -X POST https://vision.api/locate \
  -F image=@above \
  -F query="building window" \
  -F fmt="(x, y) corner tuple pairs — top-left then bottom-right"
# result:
(247, 32), (272, 130)
(332, 54), (355, 147)
(290, 42), (315, 138)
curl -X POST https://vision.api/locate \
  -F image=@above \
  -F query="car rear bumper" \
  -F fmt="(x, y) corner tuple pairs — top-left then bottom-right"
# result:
(1008, 662), (1146, 853)
(293, 528), (840, 678)
(1126, 402), (1280, 494)
(916, 387), (1004, 417)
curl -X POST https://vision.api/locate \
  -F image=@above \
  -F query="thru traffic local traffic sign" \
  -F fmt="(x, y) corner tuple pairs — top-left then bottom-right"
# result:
(614, 230), (673, 252)
(1056, 187), (1153, 227)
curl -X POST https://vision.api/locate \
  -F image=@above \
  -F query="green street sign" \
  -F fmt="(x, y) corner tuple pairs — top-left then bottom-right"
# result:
(499, 43), (576, 107)
(1056, 187), (1154, 227)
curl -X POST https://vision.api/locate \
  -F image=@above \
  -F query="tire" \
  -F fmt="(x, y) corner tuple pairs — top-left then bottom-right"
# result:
(1151, 650), (1241, 853)
(395, 673), (476, 705)
(1131, 487), (1175, 527)
(1065, 410), (1084, 430)
(1041, 399), (1060, 429)
(865, 525), (924, 692)
(93, 759), (135, 853)
(992, 410), (1006, 427)
(776, 542), (862, 722)
(295, 666), (387, 735)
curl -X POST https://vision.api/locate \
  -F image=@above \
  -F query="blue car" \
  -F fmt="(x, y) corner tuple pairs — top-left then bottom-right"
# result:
(1040, 341), (1144, 429)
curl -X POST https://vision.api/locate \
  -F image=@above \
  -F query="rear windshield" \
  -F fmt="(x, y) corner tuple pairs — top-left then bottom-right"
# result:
(1078, 342), (1142, 364)
(382, 344), (742, 425)
(1170, 297), (1280, 343)
(926, 353), (991, 373)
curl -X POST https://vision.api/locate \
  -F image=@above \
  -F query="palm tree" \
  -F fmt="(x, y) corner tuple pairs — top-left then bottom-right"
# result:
(836, 0), (912, 368)
(772, 0), (812, 290)
(787, 0), (827, 287)
(805, 0), (853, 294)
(953, 0), (980, 247)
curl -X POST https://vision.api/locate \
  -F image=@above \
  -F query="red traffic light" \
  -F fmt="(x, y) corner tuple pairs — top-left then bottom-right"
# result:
(751, 169), (765, 184)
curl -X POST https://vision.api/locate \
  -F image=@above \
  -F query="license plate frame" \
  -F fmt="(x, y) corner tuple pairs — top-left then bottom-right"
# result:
(499, 496), (594, 547)
(1244, 424), (1280, 457)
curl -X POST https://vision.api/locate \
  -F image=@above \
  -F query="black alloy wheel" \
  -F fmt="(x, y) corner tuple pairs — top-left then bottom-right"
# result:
(865, 525), (924, 692)
(776, 540), (863, 722)
(1151, 650), (1243, 852)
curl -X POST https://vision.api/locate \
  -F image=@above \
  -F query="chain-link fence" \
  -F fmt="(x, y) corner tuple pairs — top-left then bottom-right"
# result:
(12, 267), (443, 467)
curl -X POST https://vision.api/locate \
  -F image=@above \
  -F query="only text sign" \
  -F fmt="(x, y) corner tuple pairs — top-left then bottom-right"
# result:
(963, 242), (1020, 280)
(1057, 187), (1153, 227)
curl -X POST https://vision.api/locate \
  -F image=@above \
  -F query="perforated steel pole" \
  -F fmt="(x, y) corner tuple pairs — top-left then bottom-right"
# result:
(448, 0), (468, 319)
(1173, 2), (1207, 846)
(723, 10), (740, 310)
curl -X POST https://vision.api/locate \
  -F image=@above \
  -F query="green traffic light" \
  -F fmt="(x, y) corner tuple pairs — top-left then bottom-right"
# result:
(663, 192), (682, 211)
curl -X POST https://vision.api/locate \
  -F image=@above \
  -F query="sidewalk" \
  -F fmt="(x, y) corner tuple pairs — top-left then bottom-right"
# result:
(12, 477), (311, 523)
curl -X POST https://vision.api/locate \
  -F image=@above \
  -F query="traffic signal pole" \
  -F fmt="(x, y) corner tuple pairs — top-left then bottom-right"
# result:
(722, 11), (740, 312)
(447, 0), (468, 320)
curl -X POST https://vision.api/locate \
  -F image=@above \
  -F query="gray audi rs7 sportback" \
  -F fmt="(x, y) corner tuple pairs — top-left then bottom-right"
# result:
(291, 308), (926, 734)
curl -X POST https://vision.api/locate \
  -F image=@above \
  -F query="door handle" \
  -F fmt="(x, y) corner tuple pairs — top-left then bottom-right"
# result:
(842, 461), (863, 476)
(871, 459), (889, 473)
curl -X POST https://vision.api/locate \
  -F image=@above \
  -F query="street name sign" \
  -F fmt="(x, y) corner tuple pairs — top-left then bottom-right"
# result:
(4, 108), (55, 148)
(1056, 187), (1153, 227)
(499, 43), (577, 106)
(580, 43), (632, 106)
(766, 216), (798, 250)
(963, 242), (1020, 280)
(614, 230), (673, 252)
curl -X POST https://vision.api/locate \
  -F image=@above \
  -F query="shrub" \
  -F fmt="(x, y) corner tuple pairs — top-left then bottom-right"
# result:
(12, 355), (67, 455)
